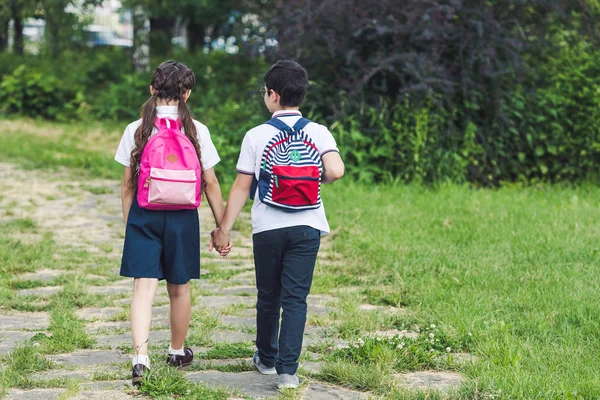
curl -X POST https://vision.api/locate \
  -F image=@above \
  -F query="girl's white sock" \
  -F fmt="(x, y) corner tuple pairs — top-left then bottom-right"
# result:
(132, 354), (151, 369)
(169, 345), (185, 356)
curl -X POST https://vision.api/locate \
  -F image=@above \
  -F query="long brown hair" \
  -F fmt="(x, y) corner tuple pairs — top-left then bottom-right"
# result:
(128, 60), (203, 192)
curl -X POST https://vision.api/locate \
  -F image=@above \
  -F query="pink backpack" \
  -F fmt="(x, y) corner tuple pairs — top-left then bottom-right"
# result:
(136, 117), (202, 210)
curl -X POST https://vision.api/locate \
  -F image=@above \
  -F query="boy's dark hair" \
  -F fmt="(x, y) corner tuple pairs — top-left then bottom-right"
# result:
(264, 60), (308, 107)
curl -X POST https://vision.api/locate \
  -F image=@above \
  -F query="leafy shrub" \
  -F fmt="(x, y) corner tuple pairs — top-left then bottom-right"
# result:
(0, 65), (85, 120)
(93, 74), (151, 121)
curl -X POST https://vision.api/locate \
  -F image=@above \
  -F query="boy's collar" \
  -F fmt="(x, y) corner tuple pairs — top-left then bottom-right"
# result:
(272, 110), (302, 118)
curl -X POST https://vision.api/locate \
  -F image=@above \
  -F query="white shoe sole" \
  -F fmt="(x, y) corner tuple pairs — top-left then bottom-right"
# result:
(278, 383), (300, 390)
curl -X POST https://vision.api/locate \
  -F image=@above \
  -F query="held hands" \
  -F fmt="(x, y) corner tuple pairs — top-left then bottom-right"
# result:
(209, 228), (232, 258)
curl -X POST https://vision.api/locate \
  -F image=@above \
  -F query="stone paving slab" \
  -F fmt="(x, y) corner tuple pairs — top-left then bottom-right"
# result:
(85, 318), (170, 333)
(197, 296), (255, 309)
(220, 315), (255, 329)
(0, 331), (40, 354)
(186, 371), (278, 399)
(70, 390), (135, 400)
(299, 361), (323, 374)
(18, 269), (63, 283)
(395, 371), (465, 391)
(50, 350), (129, 366)
(220, 285), (257, 296)
(76, 307), (123, 321)
(304, 383), (369, 400)
(7, 389), (64, 400)
(96, 330), (171, 348)
(80, 380), (131, 391)
(87, 285), (131, 295)
(210, 330), (255, 344)
(16, 285), (62, 297)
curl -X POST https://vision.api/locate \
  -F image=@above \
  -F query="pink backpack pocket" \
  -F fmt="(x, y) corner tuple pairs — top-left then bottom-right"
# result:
(137, 118), (202, 211)
(147, 168), (197, 206)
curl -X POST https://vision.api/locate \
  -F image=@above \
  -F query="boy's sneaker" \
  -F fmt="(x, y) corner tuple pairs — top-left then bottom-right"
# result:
(252, 352), (276, 375)
(278, 374), (301, 389)
(166, 347), (194, 368)
(132, 364), (148, 387)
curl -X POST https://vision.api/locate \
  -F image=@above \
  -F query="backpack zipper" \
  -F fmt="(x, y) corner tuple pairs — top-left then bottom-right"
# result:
(144, 176), (196, 188)
(274, 175), (320, 187)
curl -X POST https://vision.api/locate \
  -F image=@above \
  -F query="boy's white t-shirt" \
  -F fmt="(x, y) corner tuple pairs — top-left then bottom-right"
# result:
(236, 110), (339, 235)
(114, 105), (220, 170)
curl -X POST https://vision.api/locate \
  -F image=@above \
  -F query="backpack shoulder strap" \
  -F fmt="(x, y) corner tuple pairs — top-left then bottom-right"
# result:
(264, 117), (291, 132)
(293, 117), (311, 132)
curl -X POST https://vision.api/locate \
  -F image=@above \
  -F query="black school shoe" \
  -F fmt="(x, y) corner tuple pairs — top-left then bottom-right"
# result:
(132, 363), (149, 386)
(166, 347), (194, 368)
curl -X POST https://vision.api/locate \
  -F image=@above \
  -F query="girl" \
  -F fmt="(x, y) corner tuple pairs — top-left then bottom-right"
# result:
(114, 60), (230, 385)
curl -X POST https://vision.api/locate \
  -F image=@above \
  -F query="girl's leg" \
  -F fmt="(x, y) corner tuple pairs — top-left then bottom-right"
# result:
(167, 282), (191, 349)
(131, 278), (159, 356)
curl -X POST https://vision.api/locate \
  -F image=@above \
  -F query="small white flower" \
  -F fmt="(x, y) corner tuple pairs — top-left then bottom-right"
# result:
(353, 344), (359, 348)
(397, 344), (404, 349)
(430, 324), (436, 329)
(429, 332), (435, 338)
(468, 332), (472, 336)
(446, 347), (451, 352)
(430, 349), (435, 352)
(436, 339), (439, 342)
(429, 339), (434, 344)
(376, 337), (381, 341)
(401, 342), (405, 346)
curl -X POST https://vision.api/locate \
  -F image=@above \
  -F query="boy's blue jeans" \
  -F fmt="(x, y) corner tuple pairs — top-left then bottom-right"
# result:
(253, 225), (321, 375)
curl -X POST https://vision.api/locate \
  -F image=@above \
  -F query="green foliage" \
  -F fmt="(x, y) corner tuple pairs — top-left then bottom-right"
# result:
(510, 31), (600, 181)
(0, 65), (85, 120)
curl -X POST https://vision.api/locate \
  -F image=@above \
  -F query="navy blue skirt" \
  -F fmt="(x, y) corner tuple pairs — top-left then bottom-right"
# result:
(120, 197), (200, 284)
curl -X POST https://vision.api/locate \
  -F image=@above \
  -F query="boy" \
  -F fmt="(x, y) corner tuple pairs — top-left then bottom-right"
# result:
(211, 60), (345, 389)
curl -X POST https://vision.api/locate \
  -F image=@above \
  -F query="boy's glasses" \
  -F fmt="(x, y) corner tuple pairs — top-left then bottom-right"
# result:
(259, 86), (270, 96)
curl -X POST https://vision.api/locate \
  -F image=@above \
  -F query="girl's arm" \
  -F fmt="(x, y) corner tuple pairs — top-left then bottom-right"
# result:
(203, 168), (225, 227)
(121, 167), (134, 225)
(211, 173), (253, 252)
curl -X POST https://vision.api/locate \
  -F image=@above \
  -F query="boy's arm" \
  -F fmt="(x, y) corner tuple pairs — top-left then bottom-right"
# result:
(211, 173), (254, 251)
(321, 152), (345, 184)
(203, 168), (225, 227)
(121, 167), (134, 225)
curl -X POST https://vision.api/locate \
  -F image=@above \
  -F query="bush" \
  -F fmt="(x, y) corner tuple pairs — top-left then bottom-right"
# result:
(0, 65), (85, 120)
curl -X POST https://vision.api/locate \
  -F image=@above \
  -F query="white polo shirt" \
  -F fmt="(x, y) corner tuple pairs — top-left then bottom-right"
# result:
(114, 105), (221, 170)
(236, 110), (339, 235)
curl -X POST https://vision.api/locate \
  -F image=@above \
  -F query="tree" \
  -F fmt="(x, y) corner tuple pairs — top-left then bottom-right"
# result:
(9, 0), (25, 55)
(0, 1), (9, 52)
(39, 0), (101, 58)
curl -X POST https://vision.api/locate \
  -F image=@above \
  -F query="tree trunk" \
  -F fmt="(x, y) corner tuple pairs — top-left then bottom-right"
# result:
(187, 19), (204, 53)
(0, 19), (8, 52)
(132, 5), (150, 73)
(42, 1), (64, 58)
(10, 0), (23, 55)
(150, 16), (174, 57)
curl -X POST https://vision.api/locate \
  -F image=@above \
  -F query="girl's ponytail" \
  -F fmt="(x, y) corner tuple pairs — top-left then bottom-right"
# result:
(128, 94), (158, 192)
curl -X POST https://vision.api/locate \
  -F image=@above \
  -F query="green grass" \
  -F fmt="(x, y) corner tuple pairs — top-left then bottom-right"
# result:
(319, 182), (600, 398)
(3, 119), (600, 398)
(0, 343), (55, 393)
(199, 343), (254, 360)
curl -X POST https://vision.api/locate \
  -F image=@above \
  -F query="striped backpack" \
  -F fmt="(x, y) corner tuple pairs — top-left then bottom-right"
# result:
(253, 116), (323, 212)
